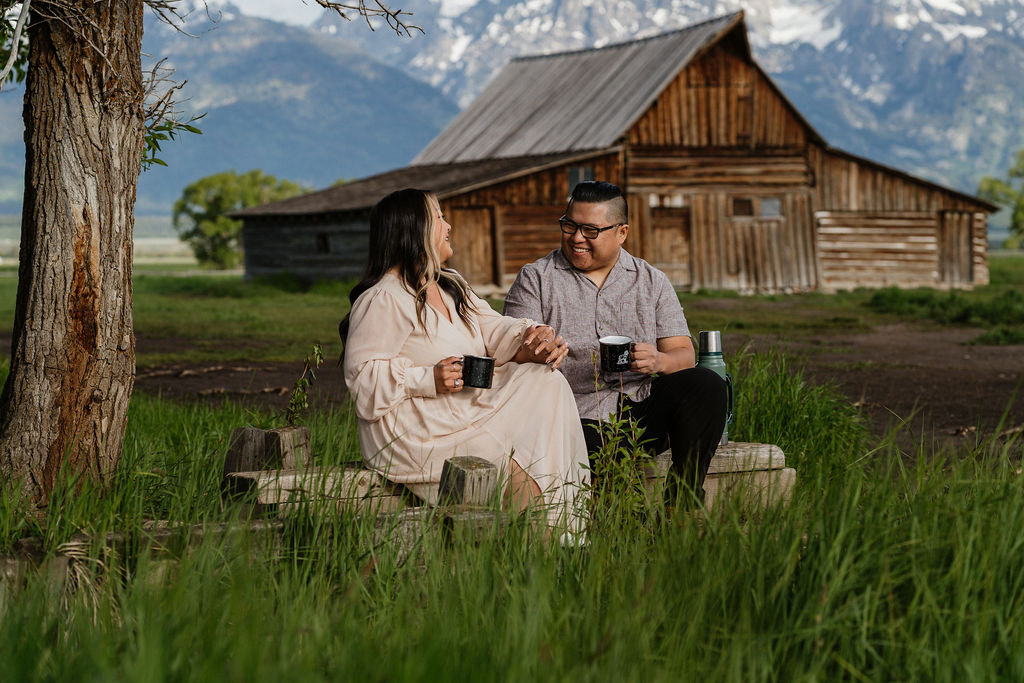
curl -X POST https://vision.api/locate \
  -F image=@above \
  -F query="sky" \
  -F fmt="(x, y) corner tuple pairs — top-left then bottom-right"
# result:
(230, 0), (327, 26)
(229, 0), (478, 25)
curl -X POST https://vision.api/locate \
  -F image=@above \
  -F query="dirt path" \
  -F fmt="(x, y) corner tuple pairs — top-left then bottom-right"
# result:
(728, 324), (1024, 451)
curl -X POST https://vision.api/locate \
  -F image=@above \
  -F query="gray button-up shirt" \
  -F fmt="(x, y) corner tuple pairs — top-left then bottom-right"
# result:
(503, 248), (689, 421)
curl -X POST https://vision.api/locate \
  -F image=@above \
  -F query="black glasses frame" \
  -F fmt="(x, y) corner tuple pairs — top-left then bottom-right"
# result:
(558, 216), (623, 239)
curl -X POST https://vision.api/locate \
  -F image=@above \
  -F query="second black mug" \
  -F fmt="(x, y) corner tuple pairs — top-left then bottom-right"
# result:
(461, 355), (495, 388)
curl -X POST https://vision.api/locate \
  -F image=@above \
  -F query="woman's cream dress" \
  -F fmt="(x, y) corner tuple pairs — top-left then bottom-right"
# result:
(343, 272), (589, 531)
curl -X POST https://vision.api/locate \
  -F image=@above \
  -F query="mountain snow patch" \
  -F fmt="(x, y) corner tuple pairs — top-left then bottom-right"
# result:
(767, 3), (841, 50)
(935, 23), (988, 40)
(924, 0), (967, 15)
(449, 33), (472, 62)
(439, 0), (479, 18)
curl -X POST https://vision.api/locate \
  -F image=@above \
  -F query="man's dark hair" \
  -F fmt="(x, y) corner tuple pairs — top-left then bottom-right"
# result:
(567, 181), (628, 224)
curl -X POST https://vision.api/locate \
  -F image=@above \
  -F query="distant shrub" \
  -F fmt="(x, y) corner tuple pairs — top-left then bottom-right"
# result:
(867, 287), (1024, 332)
(969, 325), (1024, 345)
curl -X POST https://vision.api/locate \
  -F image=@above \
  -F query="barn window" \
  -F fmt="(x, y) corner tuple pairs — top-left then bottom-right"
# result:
(732, 198), (754, 217)
(568, 166), (594, 190)
(315, 233), (330, 254)
(761, 197), (783, 217)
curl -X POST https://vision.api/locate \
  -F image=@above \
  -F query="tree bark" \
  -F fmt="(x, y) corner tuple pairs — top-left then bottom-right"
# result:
(0, 1), (143, 506)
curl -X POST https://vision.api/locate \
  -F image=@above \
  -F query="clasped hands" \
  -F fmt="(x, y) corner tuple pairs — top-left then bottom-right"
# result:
(516, 324), (569, 370)
(433, 324), (569, 395)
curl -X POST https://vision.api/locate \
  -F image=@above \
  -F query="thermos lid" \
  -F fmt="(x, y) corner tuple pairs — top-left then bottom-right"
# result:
(699, 330), (722, 353)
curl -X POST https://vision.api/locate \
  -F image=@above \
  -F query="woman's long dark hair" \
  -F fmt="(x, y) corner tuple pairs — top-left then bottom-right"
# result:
(338, 188), (476, 354)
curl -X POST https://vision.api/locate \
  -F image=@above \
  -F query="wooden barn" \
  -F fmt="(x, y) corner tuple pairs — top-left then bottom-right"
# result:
(235, 11), (996, 293)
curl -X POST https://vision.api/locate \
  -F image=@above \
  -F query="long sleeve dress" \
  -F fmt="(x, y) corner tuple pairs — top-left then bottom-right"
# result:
(343, 271), (590, 531)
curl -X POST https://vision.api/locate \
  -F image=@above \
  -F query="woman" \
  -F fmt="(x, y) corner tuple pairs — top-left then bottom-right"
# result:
(340, 188), (589, 534)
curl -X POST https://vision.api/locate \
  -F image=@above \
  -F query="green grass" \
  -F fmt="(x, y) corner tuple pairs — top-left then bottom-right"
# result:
(129, 274), (355, 365)
(1, 351), (1024, 679)
(866, 286), (1024, 344)
(1, 251), (1023, 679)
(683, 252), (1024, 344)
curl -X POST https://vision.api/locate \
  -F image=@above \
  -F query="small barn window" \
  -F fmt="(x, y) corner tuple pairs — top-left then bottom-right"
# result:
(315, 233), (330, 254)
(732, 198), (754, 217)
(568, 166), (594, 190)
(761, 197), (783, 217)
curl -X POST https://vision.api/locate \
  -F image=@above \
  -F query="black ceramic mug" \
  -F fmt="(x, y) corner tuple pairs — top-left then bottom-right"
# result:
(599, 335), (633, 373)
(461, 355), (495, 389)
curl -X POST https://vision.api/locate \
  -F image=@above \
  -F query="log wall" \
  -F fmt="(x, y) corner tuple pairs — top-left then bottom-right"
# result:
(816, 212), (938, 290)
(242, 213), (369, 282)
(972, 213), (989, 286)
(811, 146), (990, 288)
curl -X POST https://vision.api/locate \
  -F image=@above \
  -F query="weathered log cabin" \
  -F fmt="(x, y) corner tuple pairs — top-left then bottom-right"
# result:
(235, 11), (995, 293)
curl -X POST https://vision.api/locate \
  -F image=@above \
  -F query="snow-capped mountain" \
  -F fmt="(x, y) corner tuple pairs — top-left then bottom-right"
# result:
(2, 0), (1020, 218)
(318, 0), (1024, 196)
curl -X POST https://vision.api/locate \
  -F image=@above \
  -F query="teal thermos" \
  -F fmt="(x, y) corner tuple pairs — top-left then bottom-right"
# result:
(696, 330), (734, 445)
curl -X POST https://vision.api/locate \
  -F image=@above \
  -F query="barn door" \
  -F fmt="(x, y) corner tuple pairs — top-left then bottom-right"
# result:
(649, 206), (692, 288)
(447, 206), (496, 285)
(939, 211), (973, 286)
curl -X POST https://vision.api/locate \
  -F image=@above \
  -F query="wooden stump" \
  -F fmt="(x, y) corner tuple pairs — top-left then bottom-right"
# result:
(222, 425), (310, 477)
(438, 456), (498, 506)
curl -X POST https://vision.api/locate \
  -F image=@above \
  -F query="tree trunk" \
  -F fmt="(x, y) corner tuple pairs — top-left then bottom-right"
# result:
(0, 1), (143, 506)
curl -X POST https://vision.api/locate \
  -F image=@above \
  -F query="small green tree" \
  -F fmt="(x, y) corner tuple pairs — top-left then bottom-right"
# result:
(173, 169), (309, 268)
(978, 148), (1024, 250)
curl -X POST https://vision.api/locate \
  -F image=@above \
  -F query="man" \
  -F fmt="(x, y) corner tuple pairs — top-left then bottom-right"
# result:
(503, 181), (727, 504)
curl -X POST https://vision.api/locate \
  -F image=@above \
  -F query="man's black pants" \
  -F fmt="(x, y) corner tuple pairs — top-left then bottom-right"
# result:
(581, 366), (728, 503)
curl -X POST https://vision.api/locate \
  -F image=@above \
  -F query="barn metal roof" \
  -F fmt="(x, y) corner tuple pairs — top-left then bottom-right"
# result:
(413, 12), (745, 165)
(233, 149), (616, 217)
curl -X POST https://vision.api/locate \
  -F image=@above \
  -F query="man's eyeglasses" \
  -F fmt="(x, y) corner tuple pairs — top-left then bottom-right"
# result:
(558, 216), (623, 239)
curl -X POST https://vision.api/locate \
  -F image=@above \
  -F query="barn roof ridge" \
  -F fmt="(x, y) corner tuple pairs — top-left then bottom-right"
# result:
(413, 11), (744, 165)
(510, 10), (745, 63)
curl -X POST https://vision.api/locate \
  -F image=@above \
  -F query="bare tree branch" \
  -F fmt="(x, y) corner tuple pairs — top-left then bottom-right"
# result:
(0, 0), (30, 91)
(311, 0), (423, 36)
(143, 56), (195, 129)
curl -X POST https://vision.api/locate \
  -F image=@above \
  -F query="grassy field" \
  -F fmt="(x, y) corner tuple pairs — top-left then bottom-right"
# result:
(0, 255), (1022, 680)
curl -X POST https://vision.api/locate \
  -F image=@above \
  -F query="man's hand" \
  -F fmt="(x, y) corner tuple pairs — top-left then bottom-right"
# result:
(629, 342), (663, 375)
(629, 336), (695, 375)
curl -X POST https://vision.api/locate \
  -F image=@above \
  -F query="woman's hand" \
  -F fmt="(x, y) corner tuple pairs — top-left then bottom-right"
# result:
(433, 356), (464, 394)
(518, 324), (570, 371)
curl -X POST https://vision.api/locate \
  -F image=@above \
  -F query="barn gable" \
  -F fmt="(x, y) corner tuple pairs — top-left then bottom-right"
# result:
(414, 13), (743, 164)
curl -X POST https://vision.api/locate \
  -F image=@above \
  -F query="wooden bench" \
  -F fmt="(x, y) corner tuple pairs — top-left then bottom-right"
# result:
(221, 428), (796, 516)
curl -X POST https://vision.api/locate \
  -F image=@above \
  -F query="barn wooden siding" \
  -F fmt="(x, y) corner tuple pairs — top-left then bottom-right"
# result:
(624, 43), (818, 293)
(242, 213), (369, 282)
(810, 146), (989, 290)
(628, 41), (808, 150)
(440, 152), (623, 285)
